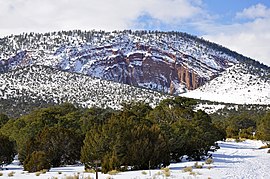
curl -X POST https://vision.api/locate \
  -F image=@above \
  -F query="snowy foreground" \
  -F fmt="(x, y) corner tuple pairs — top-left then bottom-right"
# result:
(2, 140), (270, 179)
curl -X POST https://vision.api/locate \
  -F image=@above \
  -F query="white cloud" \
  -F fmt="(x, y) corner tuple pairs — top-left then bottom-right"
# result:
(201, 4), (270, 67)
(0, 0), (203, 37)
(142, 0), (202, 23)
(236, 3), (270, 20)
(1, 0), (269, 67)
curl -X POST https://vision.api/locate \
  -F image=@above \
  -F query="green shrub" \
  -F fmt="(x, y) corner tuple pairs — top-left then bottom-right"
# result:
(0, 172), (3, 176)
(58, 171), (62, 174)
(23, 151), (51, 173)
(0, 134), (16, 166)
(35, 172), (41, 176)
(205, 158), (214, 164)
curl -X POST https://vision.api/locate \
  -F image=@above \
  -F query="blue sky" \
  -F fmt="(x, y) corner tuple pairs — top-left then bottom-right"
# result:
(0, 0), (269, 66)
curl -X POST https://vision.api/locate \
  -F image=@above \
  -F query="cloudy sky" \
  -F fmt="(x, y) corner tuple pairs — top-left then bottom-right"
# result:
(0, 0), (270, 66)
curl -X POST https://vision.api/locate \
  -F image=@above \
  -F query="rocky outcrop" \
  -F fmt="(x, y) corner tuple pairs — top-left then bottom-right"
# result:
(84, 45), (209, 94)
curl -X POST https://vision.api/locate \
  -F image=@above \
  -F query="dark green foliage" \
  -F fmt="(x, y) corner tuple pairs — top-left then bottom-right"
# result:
(0, 134), (16, 167)
(0, 103), (84, 165)
(23, 151), (51, 172)
(115, 124), (170, 170)
(81, 102), (170, 173)
(209, 102), (269, 140)
(81, 97), (223, 172)
(37, 126), (82, 167)
(79, 107), (113, 134)
(0, 114), (9, 128)
(3, 97), (265, 173)
(256, 112), (270, 144)
(149, 98), (224, 161)
(225, 114), (257, 139)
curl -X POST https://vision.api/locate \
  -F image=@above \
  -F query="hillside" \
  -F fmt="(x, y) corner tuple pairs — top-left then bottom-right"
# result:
(0, 30), (269, 106)
(0, 65), (169, 117)
(1, 30), (265, 93)
(182, 63), (270, 105)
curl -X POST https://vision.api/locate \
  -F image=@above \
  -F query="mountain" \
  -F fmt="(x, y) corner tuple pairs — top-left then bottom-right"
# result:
(0, 65), (169, 117)
(0, 30), (269, 105)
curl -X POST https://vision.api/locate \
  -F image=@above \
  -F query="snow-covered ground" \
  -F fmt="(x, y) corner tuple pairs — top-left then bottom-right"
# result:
(1, 140), (269, 179)
(182, 64), (270, 105)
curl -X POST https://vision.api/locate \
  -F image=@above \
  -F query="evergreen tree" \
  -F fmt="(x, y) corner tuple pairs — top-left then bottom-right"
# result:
(38, 126), (82, 167)
(257, 112), (270, 145)
(23, 151), (51, 172)
(0, 114), (9, 128)
(0, 134), (16, 167)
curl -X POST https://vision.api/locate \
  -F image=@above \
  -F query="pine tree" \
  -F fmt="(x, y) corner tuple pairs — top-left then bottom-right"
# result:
(0, 134), (16, 167)
(257, 112), (270, 145)
(23, 151), (51, 172)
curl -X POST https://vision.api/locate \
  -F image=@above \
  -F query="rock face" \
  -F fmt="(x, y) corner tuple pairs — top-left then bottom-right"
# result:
(86, 46), (206, 94)
(0, 30), (241, 94)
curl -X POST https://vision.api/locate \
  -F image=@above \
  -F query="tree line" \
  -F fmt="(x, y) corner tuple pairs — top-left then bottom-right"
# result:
(0, 97), (269, 173)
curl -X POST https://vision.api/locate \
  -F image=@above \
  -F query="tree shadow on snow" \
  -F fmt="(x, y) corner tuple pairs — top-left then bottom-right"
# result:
(219, 142), (258, 150)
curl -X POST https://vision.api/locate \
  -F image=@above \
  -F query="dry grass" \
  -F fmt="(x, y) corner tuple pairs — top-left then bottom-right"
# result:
(161, 168), (171, 177)
(84, 176), (93, 179)
(8, 171), (15, 177)
(205, 158), (214, 164)
(41, 169), (47, 174)
(108, 170), (119, 175)
(194, 162), (203, 169)
(141, 171), (147, 175)
(84, 169), (95, 173)
(259, 145), (269, 149)
(183, 166), (193, 173)
(63, 174), (79, 179)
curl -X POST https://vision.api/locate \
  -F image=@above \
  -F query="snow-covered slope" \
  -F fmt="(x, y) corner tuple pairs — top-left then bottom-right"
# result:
(182, 64), (270, 105)
(0, 65), (169, 111)
(2, 140), (270, 179)
(0, 30), (243, 95)
(0, 30), (269, 105)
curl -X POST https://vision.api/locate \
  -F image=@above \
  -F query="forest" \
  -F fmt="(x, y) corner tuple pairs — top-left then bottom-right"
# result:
(0, 97), (269, 173)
